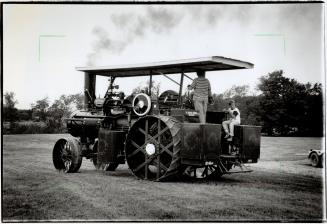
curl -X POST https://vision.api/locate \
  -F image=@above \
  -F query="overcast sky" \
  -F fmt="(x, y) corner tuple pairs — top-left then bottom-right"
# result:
(3, 3), (324, 109)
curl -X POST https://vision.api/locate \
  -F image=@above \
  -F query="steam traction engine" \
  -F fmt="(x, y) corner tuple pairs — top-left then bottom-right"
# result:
(53, 56), (261, 181)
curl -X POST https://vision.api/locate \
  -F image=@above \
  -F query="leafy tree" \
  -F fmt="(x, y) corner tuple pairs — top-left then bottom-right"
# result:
(132, 80), (161, 99)
(3, 92), (18, 123)
(48, 94), (83, 116)
(208, 93), (227, 111)
(49, 96), (71, 119)
(302, 83), (323, 136)
(31, 97), (49, 121)
(47, 93), (84, 131)
(232, 95), (262, 126)
(258, 71), (287, 134)
(208, 85), (262, 126)
(70, 93), (84, 110)
(17, 109), (33, 121)
(257, 70), (323, 136)
(223, 85), (250, 99)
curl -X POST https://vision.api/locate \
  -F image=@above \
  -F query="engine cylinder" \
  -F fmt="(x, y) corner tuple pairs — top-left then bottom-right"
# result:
(66, 117), (102, 138)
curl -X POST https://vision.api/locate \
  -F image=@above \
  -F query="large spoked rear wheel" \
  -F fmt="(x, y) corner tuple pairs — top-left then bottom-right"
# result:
(53, 138), (82, 173)
(125, 115), (181, 181)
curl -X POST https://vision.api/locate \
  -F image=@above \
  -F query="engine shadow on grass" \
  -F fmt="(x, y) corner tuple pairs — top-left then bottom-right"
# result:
(158, 173), (246, 185)
(103, 170), (135, 178)
(51, 168), (129, 178)
(301, 163), (322, 168)
(78, 168), (135, 178)
(85, 162), (321, 189)
(77, 167), (246, 184)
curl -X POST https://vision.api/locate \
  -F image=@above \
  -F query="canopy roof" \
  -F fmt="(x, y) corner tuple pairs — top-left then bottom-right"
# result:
(76, 56), (253, 77)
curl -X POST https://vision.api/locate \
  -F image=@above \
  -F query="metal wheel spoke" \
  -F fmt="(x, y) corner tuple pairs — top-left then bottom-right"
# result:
(208, 165), (216, 172)
(217, 163), (225, 174)
(127, 140), (147, 158)
(138, 126), (170, 142)
(133, 156), (156, 173)
(62, 154), (72, 161)
(64, 142), (71, 151)
(151, 138), (174, 156)
(149, 122), (158, 135)
(53, 138), (82, 173)
(60, 142), (73, 160)
(138, 126), (173, 157)
(61, 148), (70, 156)
(144, 136), (173, 157)
(144, 119), (149, 179)
(147, 139), (173, 157)
(152, 159), (168, 172)
(138, 127), (146, 136)
(184, 165), (219, 179)
(158, 142), (174, 157)
(64, 160), (71, 171)
(155, 126), (170, 138)
(157, 119), (161, 179)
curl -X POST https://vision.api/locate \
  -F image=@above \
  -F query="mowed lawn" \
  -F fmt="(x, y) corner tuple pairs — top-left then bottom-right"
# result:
(2, 134), (324, 221)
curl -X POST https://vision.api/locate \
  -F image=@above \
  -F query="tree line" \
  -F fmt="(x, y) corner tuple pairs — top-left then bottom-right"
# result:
(3, 70), (323, 136)
(3, 94), (84, 134)
(208, 70), (323, 136)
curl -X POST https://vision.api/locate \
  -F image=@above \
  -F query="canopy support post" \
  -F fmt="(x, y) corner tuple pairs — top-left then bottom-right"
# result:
(149, 71), (153, 97)
(178, 72), (184, 107)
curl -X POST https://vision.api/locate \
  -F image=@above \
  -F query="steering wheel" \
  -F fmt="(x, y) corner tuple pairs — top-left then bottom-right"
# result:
(132, 93), (151, 116)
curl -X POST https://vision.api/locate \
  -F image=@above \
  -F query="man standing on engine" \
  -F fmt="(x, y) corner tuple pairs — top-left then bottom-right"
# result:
(188, 70), (213, 124)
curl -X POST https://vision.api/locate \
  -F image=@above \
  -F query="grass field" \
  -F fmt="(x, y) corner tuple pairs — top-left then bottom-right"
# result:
(2, 134), (325, 221)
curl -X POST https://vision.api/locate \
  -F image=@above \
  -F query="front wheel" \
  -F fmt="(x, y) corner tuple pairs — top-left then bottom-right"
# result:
(310, 152), (322, 167)
(53, 138), (82, 173)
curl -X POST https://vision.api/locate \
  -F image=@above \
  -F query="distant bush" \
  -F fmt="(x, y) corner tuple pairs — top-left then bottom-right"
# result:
(3, 121), (67, 134)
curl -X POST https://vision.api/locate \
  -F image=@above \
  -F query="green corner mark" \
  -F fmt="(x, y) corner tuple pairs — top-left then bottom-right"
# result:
(38, 34), (66, 62)
(254, 33), (286, 55)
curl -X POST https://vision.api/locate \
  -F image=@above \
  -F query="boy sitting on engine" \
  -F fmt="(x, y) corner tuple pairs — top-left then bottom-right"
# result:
(222, 100), (241, 141)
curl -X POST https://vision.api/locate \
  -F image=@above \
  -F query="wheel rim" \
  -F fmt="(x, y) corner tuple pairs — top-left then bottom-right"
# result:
(132, 93), (151, 116)
(60, 140), (73, 173)
(311, 153), (319, 167)
(125, 116), (175, 180)
(53, 139), (73, 172)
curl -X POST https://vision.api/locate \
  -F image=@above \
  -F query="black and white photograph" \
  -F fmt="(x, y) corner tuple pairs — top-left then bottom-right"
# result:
(2, 2), (325, 222)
